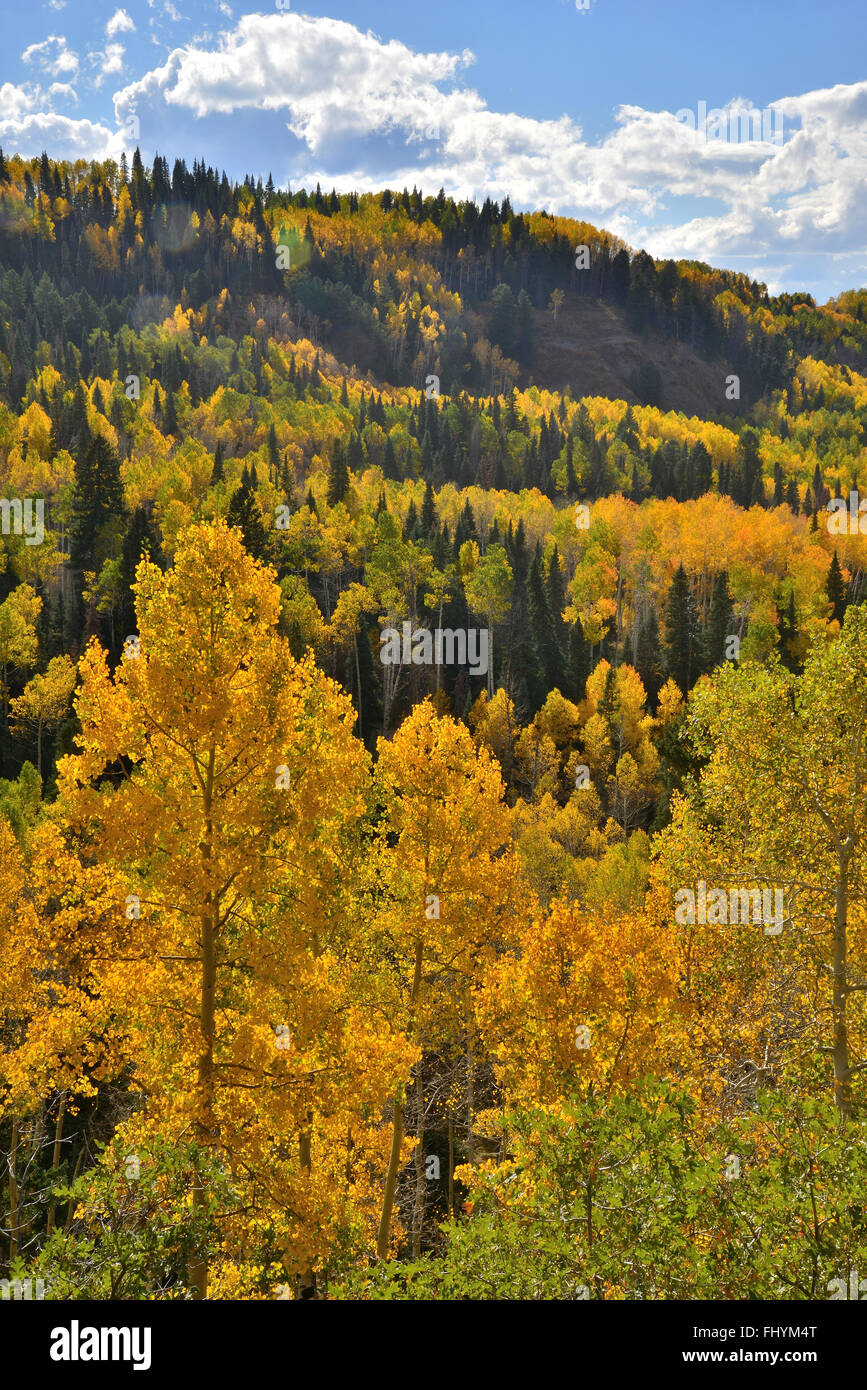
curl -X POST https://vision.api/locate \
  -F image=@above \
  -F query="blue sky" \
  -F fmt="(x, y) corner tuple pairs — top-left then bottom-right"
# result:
(2, 0), (866, 300)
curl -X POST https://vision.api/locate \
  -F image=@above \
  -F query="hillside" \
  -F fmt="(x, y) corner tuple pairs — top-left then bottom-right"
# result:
(1, 148), (867, 1306)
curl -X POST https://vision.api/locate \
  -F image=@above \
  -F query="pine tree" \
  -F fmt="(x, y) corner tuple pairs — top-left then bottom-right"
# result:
(527, 545), (565, 697)
(327, 439), (350, 506)
(547, 545), (567, 649)
(267, 424), (280, 481)
(598, 664), (623, 757)
(785, 478), (799, 514)
(226, 480), (269, 561)
(383, 434), (400, 481)
(635, 610), (662, 706)
(777, 589), (801, 672)
(163, 388), (178, 436)
(118, 506), (162, 643)
(69, 433), (125, 574)
(566, 621), (590, 702)
(826, 551), (847, 625)
(705, 570), (734, 669)
(733, 428), (762, 508)
(565, 437), (579, 496)
(663, 563), (696, 694)
(516, 289), (534, 362)
(420, 479), (436, 537)
(490, 284), (518, 357)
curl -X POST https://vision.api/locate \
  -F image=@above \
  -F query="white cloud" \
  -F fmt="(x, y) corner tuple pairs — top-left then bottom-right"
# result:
(90, 42), (127, 89)
(47, 0), (67, 10)
(7, 12), (867, 296)
(21, 34), (79, 80)
(0, 86), (119, 162)
(106, 8), (136, 37)
(112, 11), (867, 270)
(47, 81), (77, 103)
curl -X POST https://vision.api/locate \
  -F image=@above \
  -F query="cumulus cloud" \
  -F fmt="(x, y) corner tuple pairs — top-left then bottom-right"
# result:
(47, 81), (77, 103)
(21, 34), (79, 80)
(89, 41), (128, 89)
(0, 85), (118, 162)
(110, 15), (866, 277)
(6, 12), (866, 296)
(106, 8), (136, 38)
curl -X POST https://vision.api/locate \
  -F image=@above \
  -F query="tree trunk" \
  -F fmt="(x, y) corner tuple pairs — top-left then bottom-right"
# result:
(448, 1113), (455, 1219)
(353, 635), (363, 739)
(412, 1063), (425, 1259)
(377, 939), (423, 1258)
(8, 1118), (18, 1260)
(296, 1117), (316, 1298)
(466, 1038), (475, 1165)
(832, 840), (854, 1120)
(45, 1095), (66, 1236)
(190, 763), (218, 1299)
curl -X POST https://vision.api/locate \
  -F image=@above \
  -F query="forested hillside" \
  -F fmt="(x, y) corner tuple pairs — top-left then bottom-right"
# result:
(2, 148), (867, 1301)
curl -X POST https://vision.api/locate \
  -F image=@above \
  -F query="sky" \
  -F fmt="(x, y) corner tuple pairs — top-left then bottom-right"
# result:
(1, 0), (866, 301)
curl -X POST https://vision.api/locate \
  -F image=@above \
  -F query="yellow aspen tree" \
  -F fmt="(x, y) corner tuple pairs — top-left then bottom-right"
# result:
(475, 892), (679, 1109)
(371, 699), (521, 1258)
(55, 520), (411, 1296)
(9, 654), (76, 776)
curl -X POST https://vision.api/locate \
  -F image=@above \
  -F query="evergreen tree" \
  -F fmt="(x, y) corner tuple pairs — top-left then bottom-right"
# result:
(267, 424), (280, 481)
(163, 388), (178, 435)
(226, 480), (269, 561)
(566, 621), (590, 702)
(705, 570), (735, 669)
(565, 437), (579, 496)
(527, 545), (565, 697)
(420, 479), (436, 537)
(327, 439), (350, 506)
(826, 551), (847, 625)
(490, 283), (518, 358)
(732, 428), (762, 508)
(516, 289), (534, 362)
(547, 545), (567, 649)
(383, 434), (400, 481)
(118, 506), (162, 643)
(635, 610), (662, 706)
(598, 664), (623, 759)
(777, 589), (801, 673)
(69, 433), (125, 575)
(663, 563), (697, 694)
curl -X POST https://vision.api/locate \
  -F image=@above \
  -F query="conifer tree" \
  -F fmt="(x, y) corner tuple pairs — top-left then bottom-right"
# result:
(420, 479), (436, 537)
(635, 610), (662, 706)
(527, 546), (565, 699)
(827, 551), (847, 625)
(226, 479), (269, 561)
(705, 570), (735, 669)
(327, 439), (350, 506)
(663, 563), (697, 694)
